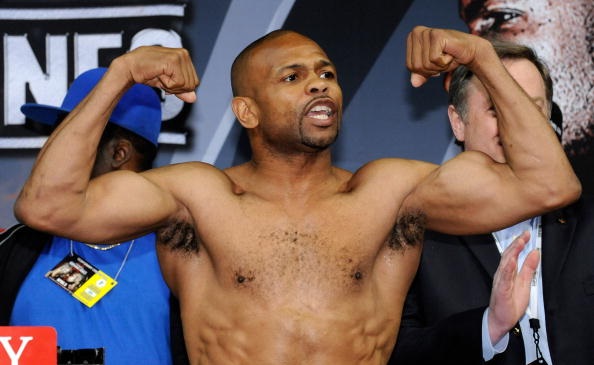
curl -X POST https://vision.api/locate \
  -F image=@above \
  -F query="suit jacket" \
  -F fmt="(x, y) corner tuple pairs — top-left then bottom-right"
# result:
(0, 224), (189, 365)
(389, 196), (594, 365)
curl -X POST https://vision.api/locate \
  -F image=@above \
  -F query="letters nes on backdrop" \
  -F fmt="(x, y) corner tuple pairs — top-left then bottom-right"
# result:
(0, 0), (191, 150)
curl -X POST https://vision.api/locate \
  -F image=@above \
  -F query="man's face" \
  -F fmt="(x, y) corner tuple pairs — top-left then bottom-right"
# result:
(459, 0), (593, 154)
(244, 33), (343, 153)
(452, 58), (548, 162)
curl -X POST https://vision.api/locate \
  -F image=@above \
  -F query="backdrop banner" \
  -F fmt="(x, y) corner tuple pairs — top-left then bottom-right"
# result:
(0, 0), (190, 149)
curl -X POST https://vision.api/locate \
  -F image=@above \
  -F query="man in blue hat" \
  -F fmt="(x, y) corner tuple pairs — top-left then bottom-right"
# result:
(0, 68), (187, 364)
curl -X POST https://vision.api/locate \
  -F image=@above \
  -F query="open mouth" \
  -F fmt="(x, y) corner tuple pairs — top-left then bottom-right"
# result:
(307, 104), (333, 120)
(304, 99), (336, 122)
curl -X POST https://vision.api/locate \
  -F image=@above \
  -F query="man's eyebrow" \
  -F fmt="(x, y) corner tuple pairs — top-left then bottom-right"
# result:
(316, 59), (334, 69)
(278, 63), (304, 73)
(276, 59), (335, 74)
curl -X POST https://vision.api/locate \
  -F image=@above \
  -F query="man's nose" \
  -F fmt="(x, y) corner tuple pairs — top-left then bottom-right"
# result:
(307, 77), (329, 94)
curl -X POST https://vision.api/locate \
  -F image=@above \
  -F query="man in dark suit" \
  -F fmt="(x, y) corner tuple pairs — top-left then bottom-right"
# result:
(389, 41), (594, 365)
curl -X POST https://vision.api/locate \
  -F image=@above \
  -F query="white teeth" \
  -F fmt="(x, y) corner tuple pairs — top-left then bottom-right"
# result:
(311, 105), (331, 113)
(309, 105), (332, 118)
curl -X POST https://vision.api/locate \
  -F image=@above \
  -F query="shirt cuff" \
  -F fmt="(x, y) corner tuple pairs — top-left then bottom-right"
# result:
(482, 308), (509, 361)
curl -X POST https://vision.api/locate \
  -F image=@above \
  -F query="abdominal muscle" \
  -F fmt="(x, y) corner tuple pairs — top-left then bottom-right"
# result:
(165, 244), (411, 365)
(157, 195), (421, 365)
(182, 285), (401, 365)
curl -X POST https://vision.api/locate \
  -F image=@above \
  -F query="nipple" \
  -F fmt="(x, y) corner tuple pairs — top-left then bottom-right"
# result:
(234, 270), (255, 285)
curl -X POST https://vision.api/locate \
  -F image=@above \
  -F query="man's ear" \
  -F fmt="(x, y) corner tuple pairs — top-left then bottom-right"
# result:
(110, 139), (133, 169)
(448, 105), (466, 142)
(231, 96), (259, 129)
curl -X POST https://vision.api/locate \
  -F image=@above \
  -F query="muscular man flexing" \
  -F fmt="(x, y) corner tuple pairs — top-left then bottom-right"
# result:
(15, 26), (580, 364)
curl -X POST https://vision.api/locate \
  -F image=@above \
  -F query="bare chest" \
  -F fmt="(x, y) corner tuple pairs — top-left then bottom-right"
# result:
(230, 221), (374, 293)
(200, 201), (391, 298)
(172, 190), (425, 302)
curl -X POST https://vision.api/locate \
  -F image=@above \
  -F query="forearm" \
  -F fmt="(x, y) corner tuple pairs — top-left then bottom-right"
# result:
(405, 27), (581, 235)
(471, 43), (581, 210)
(14, 59), (134, 231)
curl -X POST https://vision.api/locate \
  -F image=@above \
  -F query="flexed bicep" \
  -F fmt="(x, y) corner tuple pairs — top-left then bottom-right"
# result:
(75, 169), (182, 243)
(403, 151), (533, 236)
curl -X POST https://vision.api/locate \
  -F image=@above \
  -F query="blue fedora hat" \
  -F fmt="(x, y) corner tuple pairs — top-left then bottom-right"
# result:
(20, 67), (162, 146)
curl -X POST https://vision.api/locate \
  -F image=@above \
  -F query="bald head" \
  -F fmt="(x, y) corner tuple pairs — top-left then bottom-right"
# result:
(230, 30), (316, 97)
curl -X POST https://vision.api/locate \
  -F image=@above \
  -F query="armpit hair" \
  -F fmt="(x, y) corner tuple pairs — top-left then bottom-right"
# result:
(387, 211), (427, 250)
(157, 221), (200, 253)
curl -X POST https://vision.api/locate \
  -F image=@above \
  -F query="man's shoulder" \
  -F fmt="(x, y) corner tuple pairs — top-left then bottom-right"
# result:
(351, 158), (438, 188)
(359, 157), (437, 170)
(153, 160), (220, 176)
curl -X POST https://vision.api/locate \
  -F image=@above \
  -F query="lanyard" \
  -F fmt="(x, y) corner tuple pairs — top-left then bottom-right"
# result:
(69, 239), (135, 281)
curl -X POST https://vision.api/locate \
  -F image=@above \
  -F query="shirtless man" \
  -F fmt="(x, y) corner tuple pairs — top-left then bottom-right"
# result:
(14, 26), (580, 364)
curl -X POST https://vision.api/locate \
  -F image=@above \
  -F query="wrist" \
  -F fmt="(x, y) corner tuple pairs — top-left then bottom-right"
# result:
(107, 55), (137, 90)
(468, 38), (500, 79)
(487, 309), (509, 344)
